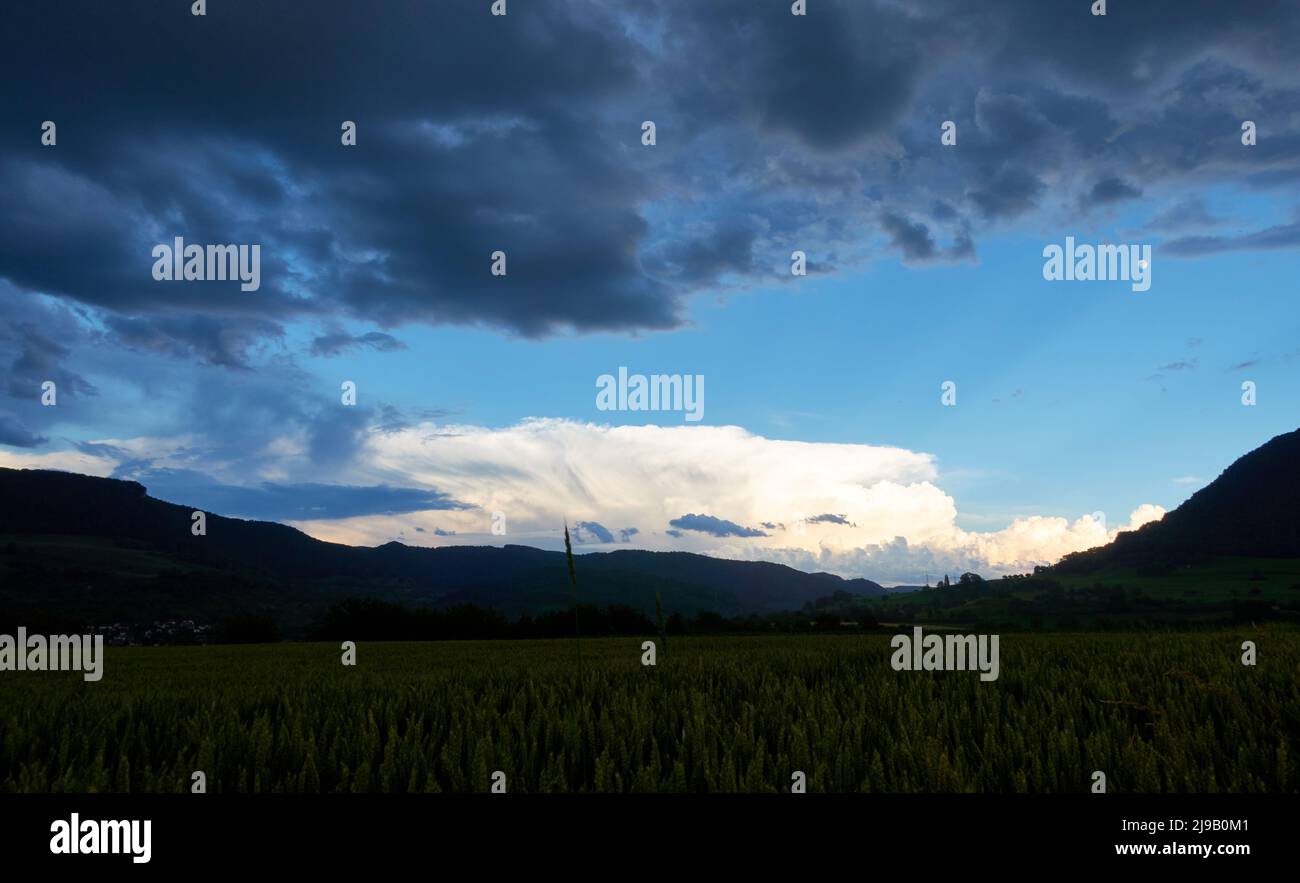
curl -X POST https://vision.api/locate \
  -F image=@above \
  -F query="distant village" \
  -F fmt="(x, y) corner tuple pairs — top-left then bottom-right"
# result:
(88, 620), (215, 646)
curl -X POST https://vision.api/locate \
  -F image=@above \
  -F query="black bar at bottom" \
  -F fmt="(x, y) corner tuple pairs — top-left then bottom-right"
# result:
(1, 794), (1283, 870)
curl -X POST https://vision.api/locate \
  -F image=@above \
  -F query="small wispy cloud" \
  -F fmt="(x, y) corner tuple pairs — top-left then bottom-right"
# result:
(1144, 198), (1225, 233)
(808, 513), (855, 527)
(310, 330), (407, 358)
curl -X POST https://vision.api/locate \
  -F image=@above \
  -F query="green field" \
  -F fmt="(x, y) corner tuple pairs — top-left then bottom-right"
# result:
(2, 630), (1297, 793)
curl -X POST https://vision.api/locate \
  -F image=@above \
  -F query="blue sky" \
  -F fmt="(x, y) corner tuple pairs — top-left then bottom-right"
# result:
(1, 1), (1298, 583)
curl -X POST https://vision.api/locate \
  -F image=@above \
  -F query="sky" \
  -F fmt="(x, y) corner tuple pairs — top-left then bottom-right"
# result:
(1, 0), (1298, 584)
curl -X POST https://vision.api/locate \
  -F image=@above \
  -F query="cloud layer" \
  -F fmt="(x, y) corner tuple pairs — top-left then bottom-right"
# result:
(3, 0), (1300, 360)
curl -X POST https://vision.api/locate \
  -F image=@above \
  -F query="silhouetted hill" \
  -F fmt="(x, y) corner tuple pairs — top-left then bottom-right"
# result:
(1055, 428), (1300, 574)
(0, 468), (885, 631)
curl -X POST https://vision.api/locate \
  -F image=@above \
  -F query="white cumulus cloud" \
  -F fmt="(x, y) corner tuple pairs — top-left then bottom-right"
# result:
(289, 419), (1165, 583)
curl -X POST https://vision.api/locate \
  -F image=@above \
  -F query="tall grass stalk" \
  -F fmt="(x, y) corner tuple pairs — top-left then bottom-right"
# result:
(564, 522), (583, 677)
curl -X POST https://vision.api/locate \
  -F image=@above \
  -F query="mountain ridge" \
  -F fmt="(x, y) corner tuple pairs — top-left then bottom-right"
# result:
(0, 467), (886, 630)
(1054, 428), (1300, 573)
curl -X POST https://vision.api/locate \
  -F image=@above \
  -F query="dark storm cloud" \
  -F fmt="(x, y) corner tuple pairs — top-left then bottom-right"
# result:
(3, 321), (97, 400)
(967, 168), (1046, 220)
(0, 285), (98, 406)
(668, 513), (768, 539)
(2, 0), (1300, 362)
(972, 90), (1054, 156)
(0, 413), (47, 448)
(0, 154), (315, 328)
(880, 213), (937, 262)
(0, 1), (674, 340)
(105, 314), (285, 370)
(723, 1), (925, 152)
(957, 0), (1300, 88)
(109, 466), (466, 522)
(0, 285), (108, 449)
(1086, 177), (1143, 206)
(126, 361), (413, 477)
(644, 222), (759, 284)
